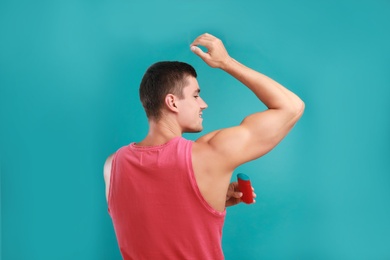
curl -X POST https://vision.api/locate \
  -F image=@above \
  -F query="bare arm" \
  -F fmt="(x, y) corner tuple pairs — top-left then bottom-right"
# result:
(103, 154), (114, 202)
(191, 33), (305, 171)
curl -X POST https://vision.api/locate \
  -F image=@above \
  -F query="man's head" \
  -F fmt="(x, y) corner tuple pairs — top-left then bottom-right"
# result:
(139, 61), (200, 120)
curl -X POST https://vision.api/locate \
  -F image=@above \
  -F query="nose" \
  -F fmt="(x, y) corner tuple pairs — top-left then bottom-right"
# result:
(199, 97), (208, 110)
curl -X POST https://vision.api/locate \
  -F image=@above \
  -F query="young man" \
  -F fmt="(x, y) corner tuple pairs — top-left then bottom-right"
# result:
(104, 33), (304, 259)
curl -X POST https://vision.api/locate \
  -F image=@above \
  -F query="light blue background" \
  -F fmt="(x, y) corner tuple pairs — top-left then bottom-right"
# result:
(1, 0), (389, 259)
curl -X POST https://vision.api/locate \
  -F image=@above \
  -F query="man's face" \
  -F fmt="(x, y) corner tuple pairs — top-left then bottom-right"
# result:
(176, 76), (208, 133)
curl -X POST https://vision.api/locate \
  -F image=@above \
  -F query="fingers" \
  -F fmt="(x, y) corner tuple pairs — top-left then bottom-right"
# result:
(233, 191), (243, 198)
(226, 181), (257, 205)
(191, 33), (216, 48)
(190, 45), (208, 60)
(190, 33), (221, 55)
(190, 32), (230, 69)
(226, 187), (242, 199)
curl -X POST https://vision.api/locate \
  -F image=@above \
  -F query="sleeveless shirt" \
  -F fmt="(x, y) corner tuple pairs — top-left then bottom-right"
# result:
(108, 137), (226, 259)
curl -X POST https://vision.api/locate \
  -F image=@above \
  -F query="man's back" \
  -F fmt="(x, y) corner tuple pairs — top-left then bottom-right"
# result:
(108, 137), (225, 260)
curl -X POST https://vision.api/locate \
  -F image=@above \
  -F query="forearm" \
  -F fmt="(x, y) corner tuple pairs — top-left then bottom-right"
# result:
(222, 58), (304, 112)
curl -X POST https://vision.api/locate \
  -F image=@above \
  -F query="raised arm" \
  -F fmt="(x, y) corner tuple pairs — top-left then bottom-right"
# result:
(191, 33), (305, 171)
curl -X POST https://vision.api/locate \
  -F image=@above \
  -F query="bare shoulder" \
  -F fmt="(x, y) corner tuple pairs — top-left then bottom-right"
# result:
(195, 129), (221, 143)
(194, 129), (229, 170)
(194, 125), (251, 172)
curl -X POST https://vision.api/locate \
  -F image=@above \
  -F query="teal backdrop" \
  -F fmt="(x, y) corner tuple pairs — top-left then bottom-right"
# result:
(1, 0), (389, 259)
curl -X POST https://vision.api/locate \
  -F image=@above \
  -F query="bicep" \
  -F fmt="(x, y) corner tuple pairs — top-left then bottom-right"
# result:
(207, 109), (302, 170)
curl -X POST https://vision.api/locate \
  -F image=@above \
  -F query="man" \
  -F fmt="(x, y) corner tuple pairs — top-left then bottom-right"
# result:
(104, 33), (304, 259)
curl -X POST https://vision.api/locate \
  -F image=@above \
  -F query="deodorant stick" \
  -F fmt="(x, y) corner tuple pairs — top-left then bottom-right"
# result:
(237, 173), (254, 204)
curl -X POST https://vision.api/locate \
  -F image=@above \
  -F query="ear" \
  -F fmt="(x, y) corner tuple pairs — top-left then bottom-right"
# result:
(165, 94), (179, 113)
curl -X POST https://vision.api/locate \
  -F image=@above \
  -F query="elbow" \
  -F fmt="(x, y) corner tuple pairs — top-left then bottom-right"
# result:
(296, 99), (305, 116)
(289, 99), (305, 119)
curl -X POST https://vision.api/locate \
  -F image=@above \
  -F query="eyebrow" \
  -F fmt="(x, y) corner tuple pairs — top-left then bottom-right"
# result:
(194, 89), (200, 94)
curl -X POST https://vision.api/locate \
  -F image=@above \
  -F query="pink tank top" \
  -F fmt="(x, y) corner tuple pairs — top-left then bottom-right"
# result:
(108, 137), (226, 259)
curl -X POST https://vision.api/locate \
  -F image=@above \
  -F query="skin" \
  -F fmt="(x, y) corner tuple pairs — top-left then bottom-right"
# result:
(104, 33), (304, 212)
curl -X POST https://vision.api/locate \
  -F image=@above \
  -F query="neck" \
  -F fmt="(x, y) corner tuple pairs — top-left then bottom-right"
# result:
(137, 117), (182, 146)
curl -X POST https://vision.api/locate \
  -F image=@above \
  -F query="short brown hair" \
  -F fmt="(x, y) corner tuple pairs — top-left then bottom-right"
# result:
(139, 61), (197, 120)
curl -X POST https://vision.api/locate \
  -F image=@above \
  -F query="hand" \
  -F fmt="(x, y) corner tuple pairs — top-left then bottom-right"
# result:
(225, 182), (256, 207)
(190, 33), (231, 69)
